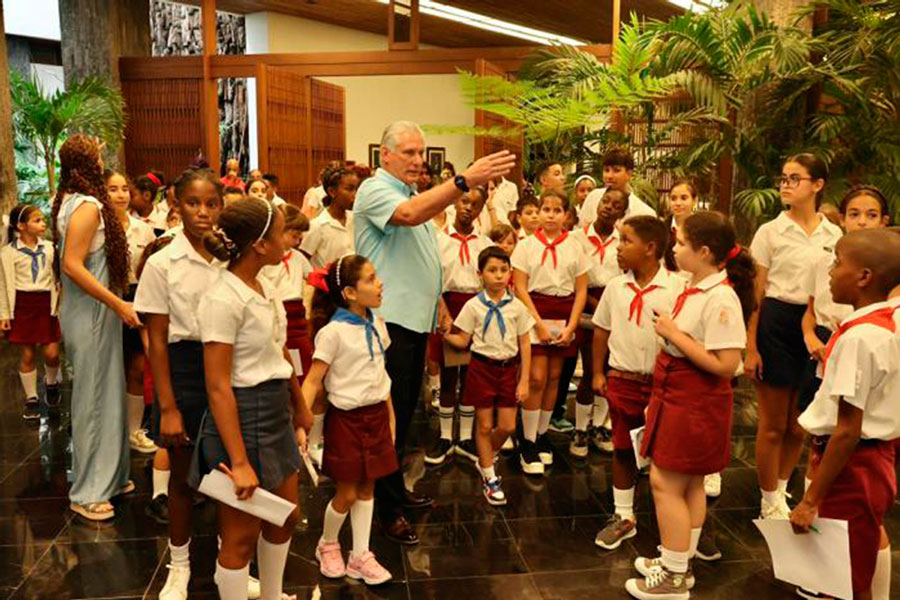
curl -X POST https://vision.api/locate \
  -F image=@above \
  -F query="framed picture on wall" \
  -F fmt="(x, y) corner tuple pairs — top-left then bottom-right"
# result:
(426, 147), (446, 174)
(368, 144), (381, 169)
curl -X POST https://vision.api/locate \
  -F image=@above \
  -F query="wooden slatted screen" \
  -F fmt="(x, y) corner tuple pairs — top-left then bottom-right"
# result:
(121, 78), (205, 182)
(474, 58), (524, 187)
(310, 78), (346, 186)
(261, 67), (310, 206)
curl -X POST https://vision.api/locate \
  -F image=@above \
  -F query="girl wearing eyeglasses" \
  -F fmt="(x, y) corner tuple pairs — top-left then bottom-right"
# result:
(746, 153), (843, 521)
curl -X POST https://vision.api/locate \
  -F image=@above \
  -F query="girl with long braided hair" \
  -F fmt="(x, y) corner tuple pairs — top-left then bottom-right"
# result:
(52, 134), (140, 521)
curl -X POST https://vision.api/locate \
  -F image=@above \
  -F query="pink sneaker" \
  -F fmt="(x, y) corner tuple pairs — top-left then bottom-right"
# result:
(315, 539), (346, 578)
(346, 551), (392, 585)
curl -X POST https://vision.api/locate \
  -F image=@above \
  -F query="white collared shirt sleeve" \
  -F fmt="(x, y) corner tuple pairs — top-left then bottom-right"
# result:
(198, 294), (242, 345)
(453, 299), (477, 334)
(700, 290), (747, 351)
(313, 324), (340, 365)
(592, 285), (613, 330)
(749, 223), (773, 269)
(134, 259), (169, 315)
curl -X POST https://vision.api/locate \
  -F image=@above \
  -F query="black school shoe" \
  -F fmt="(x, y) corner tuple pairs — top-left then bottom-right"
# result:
(145, 494), (169, 525)
(45, 383), (61, 409)
(23, 398), (40, 420)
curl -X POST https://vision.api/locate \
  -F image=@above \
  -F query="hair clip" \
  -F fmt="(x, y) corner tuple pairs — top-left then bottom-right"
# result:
(255, 199), (273, 243)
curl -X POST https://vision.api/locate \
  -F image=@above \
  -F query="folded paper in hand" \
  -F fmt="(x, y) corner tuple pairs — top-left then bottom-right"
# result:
(530, 319), (566, 345)
(198, 469), (296, 527)
(630, 426), (650, 469)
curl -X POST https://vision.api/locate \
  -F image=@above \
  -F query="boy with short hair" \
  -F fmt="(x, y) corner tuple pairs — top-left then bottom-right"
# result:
(579, 149), (656, 228)
(515, 195), (541, 240)
(792, 228), (900, 600)
(263, 172), (286, 206)
(445, 246), (534, 505)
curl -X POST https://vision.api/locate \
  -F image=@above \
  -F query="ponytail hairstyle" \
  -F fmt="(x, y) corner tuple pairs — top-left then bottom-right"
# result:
(309, 254), (371, 336)
(203, 197), (275, 264)
(51, 135), (130, 293)
(785, 153), (828, 208)
(839, 184), (891, 223)
(321, 162), (355, 208)
(7, 204), (42, 245)
(133, 172), (161, 203)
(681, 211), (758, 322)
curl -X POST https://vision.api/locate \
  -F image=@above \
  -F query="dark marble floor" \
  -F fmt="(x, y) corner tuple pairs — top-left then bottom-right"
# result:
(0, 346), (897, 600)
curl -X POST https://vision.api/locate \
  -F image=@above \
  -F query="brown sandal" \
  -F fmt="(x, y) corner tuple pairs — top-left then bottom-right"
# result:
(70, 502), (115, 521)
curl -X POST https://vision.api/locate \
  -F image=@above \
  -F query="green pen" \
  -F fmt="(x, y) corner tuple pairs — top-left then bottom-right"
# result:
(809, 525), (821, 534)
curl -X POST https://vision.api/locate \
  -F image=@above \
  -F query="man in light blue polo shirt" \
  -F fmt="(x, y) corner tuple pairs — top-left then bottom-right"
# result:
(354, 120), (514, 545)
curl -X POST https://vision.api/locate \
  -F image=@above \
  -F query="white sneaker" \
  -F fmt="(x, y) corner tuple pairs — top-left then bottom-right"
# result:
(501, 437), (515, 452)
(247, 575), (261, 599)
(160, 564), (190, 600)
(760, 497), (790, 520)
(704, 472), (721, 498)
(130, 429), (159, 454)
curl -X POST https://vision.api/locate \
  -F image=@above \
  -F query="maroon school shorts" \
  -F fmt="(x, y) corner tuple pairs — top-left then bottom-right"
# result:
(462, 353), (519, 409)
(606, 372), (652, 451)
(284, 300), (313, 383)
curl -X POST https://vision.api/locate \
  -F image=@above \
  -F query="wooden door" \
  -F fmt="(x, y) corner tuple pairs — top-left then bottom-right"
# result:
(257, 66), (310, 206)
(474, 58), (524, 187)
(310, 78), (346, 187)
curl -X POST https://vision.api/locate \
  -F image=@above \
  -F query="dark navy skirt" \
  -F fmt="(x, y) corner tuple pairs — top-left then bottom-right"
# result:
(189, 379), (301, 492)
(797, 325), (831, 412)
(756, 298), (808, 388)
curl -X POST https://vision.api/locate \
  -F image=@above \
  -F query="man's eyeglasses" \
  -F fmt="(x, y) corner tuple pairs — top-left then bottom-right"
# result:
(775, 175), (814, 188)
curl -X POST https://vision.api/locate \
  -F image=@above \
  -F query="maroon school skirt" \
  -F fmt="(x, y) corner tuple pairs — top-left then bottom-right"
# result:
(810, 438), (896, 595)
(284, 300), (313, 381)
(323, 401), (398, 483)
(462, 353), (519, 409)
(8, 291), (60, 345)
(531, 293), (577, 357)
(607, 374), (652, 451)
(641, 353), (733, 475)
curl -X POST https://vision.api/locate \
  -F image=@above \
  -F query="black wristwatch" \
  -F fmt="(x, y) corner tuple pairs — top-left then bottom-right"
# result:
(453, 174), (470, 193)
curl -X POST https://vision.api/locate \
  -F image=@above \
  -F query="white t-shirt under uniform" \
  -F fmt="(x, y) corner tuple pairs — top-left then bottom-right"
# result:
(313, 316), (392, 411)
(198, 271), (293, 388)
(510, 232), (591, 296)
(593, 268), (684, 374)
(438, 225), (492, 294)
(133, 230), (226, 343)
(798, 302), (900, 441)
(662, 270), (747, 358)
(454, 292), (535, 361)
(750, 211), (843, 305)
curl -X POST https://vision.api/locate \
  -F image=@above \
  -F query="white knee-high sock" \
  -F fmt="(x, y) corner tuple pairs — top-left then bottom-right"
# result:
(169, 539), (190, 568)
(538, 409), (553, 435)
(575, 403), (592, 432)
(350, 498), (374, 558)
(127, 393), (144, 434)
(613, 487), (635, 520)
(257, 536), (290, 600)
(19, 370), (37, 400)
(522, 409), (540, 442)
(153, 468), (170, 499)
(689, 527), (702, 559)
(215, 561), (249, 600)
(309, 414), (324, 447)
(592, 396), (609, 428)
(873, 545), (891, 600)
(44, 364), (60, 385)
(322, 501), (348, 543)
(458, 406), (475, 441)
(438, 406), (454, 440)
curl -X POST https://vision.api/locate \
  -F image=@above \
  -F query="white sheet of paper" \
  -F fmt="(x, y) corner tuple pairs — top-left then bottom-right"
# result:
(529, 319), (567, 345)
(288, 348), (303, 377)
(301, 449), (319, 487)
(630, 426), (650, 469)
(198, 469), (297, 527)
(753, 518), (853, 600)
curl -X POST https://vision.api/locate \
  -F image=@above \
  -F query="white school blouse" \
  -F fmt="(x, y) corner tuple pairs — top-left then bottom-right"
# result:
(260, 249), (312, 303)
(661, 270), (747, 358)
(313, 316), (392, 411)
(134, 231), (226, 343)
(198, 271), (293, 388)
(300, 210), (354, 269)
(125, 215), (157, 285)
(572, 226), (622, 289)
(750, 211), (842, 305)
(0, 241), (59, 320)
(8, 239), (55, 292)
(454, 292), (535, 360)
(798, 302), (900, 440)
(438, 225), (492, 294)
(806, 249), (852, 332)
(890, 296), (900, 329)
(510, 232), (590, 296)
(593, 269), (683, 374)
(578, 187), (656, 229)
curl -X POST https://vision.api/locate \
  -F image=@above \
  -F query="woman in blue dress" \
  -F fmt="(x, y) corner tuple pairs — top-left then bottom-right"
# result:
(52, 135), (141, 521)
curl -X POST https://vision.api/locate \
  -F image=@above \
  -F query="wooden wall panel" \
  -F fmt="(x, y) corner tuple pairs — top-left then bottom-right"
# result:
(310, 79), (346, 187)
(262, 67), (310, 206)
(474, 58), (524, 187)
(122, 77), (204, 181)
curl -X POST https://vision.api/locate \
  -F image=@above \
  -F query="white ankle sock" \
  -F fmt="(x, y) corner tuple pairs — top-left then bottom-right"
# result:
(350, 498), (374, 558)
(522, 409), (540, 442)
(660, 547), (689, 574)
(538, 409), (553, 435)
(153, 468), (170, 499)
(44, 364), (60, 385)
(592, 396), (609, 427)
(19, 370), (37, 400)
(776, 478), (789, 496)
(689, 527), (702, 559)
(428, 373), (440, 389)
(169, 539), (190, 568)
(322, 501), (347, 543)
(127, 393), (144, 434)
(458, 406), (475, 441)
(257, 536), (290, 600)
(215, 561), (249, 600)
(761, 488), (781, 506)
(309, 414), (324, 446)
(481, 464), (496, 480)
(575, 403), (592, 432)
(613, 486), (635, 520)
(438, 406), (454, 440)
(873, 545), (891, 600)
